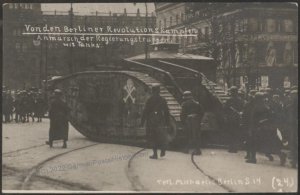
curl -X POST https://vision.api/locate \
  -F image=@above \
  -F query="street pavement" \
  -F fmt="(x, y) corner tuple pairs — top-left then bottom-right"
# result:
(2, 119), (298, 193)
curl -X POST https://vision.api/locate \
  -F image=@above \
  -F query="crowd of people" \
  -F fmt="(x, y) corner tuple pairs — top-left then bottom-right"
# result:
(2, 87), (47, 123)
(141, 84), (298, 169)
(3, 83), (298, 168)
(224, 85), (298, 168)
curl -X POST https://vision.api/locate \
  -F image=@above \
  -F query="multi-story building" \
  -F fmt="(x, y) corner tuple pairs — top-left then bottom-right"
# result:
(3, 3), (156, 89)
(3, 3), (43, 89)
(155, 2), (298, 91)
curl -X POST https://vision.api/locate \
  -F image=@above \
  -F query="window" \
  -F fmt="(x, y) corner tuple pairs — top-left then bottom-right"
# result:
(22, 43), (27, 52)
(9, 4), (13, 9)
(16, 43), (21, 50)
(204, 27), (209, 40)
(181, 13), (184, 22)
(14, 3), (18, 9)
(282, 19), (293, 33)
(164, 18), (166, 28)
(176, 14), (179, 25)
(159, 20), (161, 29)
(170, 16), (172, 27)
(20, 3), (24, 8)
(29, 4), (33, 9)
(25, 4), (29, 9)
(266, 19), (276, 33)
(248, 18), (258, 32)
(17, 29), (22, 36)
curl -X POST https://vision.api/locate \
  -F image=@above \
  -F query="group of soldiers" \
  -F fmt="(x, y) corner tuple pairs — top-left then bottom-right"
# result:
(141, 83), (298, 169)
(2, 88), (47, 123)
(225, 85), (298, 168)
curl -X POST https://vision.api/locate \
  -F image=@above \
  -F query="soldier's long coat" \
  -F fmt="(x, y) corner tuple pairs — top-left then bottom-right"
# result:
(141, 94), (170, 145)
(49, 98), (69, 141)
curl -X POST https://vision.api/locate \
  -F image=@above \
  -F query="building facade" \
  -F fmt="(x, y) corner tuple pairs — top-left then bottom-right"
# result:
(155, 2), (298, 91)
(3, 3), (156, 89)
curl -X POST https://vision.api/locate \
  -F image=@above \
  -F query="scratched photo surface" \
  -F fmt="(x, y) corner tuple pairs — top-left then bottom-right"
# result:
(2, 2), (298, 193)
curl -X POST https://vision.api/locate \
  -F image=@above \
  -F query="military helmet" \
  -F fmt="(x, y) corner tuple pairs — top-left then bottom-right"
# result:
(183, 91), (193, 100)
(229, 86), (238, 95)
(249, 90), (257, 96)
(255, 92), (264, 99)
(54, 89), (63, 97)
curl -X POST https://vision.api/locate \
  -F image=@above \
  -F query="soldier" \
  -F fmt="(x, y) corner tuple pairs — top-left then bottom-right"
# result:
(13, 92), (21, 122)
(285, 89), (298, 168)
(141, 84), (170, 159)
(224, 86), (244, 153)
(35, 92), (46, 122)
(46, 89), (70, 148)
(246, 92), (268, 163)
(263, 93), (286, 163)
(180, 91), (204, 155)
(18, 91), (26, 123)
(242, 89), (256, 160)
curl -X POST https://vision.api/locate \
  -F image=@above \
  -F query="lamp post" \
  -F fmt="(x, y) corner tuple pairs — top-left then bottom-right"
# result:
(69, 3), (74, 74)
(144, 3), (149, 60)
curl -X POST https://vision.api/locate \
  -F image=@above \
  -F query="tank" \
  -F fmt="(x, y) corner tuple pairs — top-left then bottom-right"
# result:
(48, 71), (179, 146)
(48, 43), (230, 146)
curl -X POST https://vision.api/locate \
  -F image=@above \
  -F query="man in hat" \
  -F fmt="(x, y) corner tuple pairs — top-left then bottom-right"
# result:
(141, 84), (170, 159)
(47, 89), (70, 148)
(246, 92), (267, 163)
(180, 91), (204, 155)
(224, 86), (244, 153)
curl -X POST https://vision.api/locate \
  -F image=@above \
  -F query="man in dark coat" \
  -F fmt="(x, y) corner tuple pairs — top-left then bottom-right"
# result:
(141, 84), (170, 159)
(262, 92), (286, 164)
(242, 89), (256, 160)
(47, 89), (70, 148)
(224, 86), (244, 153)
(246, 92), (268, 163)
(285, 89), (298, 168)
(180, 91), (204, 155)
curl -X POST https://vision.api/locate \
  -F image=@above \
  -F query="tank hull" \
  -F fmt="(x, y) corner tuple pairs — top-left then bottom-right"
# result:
(48, 71), (180, 145)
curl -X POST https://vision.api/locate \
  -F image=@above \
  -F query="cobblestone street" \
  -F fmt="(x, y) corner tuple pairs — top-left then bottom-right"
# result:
(2, 120), (298, 193)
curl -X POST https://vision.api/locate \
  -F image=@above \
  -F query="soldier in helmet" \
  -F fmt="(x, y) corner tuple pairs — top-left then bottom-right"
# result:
(141, 84), (170, 159)
(224, 86), (244, 153)
(46, 89), (70, 148)
(180, 91), (204, 155)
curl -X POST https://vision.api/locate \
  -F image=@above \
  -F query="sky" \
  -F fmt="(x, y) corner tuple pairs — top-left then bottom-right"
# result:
(41, 3), (156, 15)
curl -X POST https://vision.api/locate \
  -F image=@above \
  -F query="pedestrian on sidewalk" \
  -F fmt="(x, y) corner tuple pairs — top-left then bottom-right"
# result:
(46, 89), (70, 148)
(180, 91), (204, 155)
(141, 84), (170, 159)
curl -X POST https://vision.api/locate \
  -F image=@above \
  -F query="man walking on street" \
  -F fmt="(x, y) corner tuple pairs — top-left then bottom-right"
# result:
(224, 86), (244, 153)
(180, 91), (204, 155)
(46, 89), (70, 148)
(141, 84), (170, 159)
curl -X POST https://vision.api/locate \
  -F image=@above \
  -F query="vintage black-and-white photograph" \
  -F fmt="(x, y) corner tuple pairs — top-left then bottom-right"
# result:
(2, 1), (298, 193)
